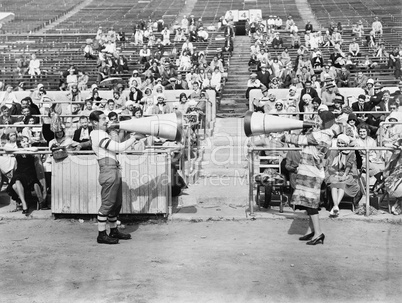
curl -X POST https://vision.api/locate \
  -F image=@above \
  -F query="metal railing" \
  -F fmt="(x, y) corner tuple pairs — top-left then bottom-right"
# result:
(248, 146), (395, 217)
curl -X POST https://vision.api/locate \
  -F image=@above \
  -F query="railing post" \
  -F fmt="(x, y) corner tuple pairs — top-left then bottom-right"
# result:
(365, 148), (370, 216)
(248, 149), (254, 215)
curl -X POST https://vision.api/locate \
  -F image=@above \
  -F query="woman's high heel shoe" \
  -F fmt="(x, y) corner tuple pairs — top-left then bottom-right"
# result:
(299, 232), (314, 241)
(306, 234), (325, 245)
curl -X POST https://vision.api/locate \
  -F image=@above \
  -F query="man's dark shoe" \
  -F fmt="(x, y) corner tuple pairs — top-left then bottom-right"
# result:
(109, 228), (131, 240)
(97, 231), (119, 244)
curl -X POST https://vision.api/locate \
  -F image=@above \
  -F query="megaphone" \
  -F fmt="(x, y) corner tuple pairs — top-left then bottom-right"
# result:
(114, 112), (183, 141)
(244, 111), (316, 137)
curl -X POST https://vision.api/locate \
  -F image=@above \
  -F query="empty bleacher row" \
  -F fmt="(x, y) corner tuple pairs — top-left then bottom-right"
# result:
(0, 0), (83, 34)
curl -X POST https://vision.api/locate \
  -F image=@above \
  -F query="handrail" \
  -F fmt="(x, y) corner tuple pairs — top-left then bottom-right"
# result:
(248, 146), (396, 217)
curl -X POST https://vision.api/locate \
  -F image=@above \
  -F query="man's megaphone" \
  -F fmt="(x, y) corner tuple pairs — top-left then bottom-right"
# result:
(111, 112), (183, 141)
(244, 111), (316, 137)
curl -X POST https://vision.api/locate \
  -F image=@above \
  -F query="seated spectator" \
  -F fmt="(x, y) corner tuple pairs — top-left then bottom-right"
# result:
(128, 85), (143, 105)
(269, 77), (281, 89)
(172, 93), (189, 114)
(28, 53), (41, 79)
(210, 55), (225, 73)
(345, 113), (359, 141)
(290, 31), (301, 49)
(66, 85), (82, 103)
(297, 56), (313, 74)
(84, 40), (97, 60)
(115, 52), (129, 74)
(7, 136), (46, 215)
(299, 94), (315, 121)
(359, 55), (378, 70)
(355, 125), (385, 182)
(321, 82), (337, 108)
(97, 61), (110, 84)
(182, 38), (194, 55)
(103, 99), (120, 116)
(372, 17), (383, 37)
(364, 79), (375, 96)
(320, 64), (337, 85)
(1, 85), (19, 108)
(246, 73), (262, 99)
(197, 27), (209, 42)
(81, 100), (95, 116)
(202, 70), (221, 93)
(311, 52), (324, 73)
(366, 30), (377, 49)
(296, 66), (312, 86)
(175, 74), (189, 89)
(353, 71), (368, 88)
(139, 45), (151, 65)
(271, 57), (283, 79)
(352, 21), (364, 40)
(348, 38), (360, 57)
(336, 66), (351, 87)
(72, 116), (92, 150)
(269, 100), (287, 115)
(77, 71), (89, 91)
(149, 96), (172, 114)
(128, 70), (142, 88)
(0, 105), (18, 125)
(284, 86), (300, 109)
(252, 89), (270, 113)
(178, 51), (192, 71)
(325, 134), (360, 217)
(271, 32), (283, 49)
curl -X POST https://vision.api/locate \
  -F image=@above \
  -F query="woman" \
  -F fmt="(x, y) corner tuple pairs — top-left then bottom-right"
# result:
(325, 134), (360, 217)
(382, 139), (402, 215)
(354, 124), (385, 186)
(66, 84), (82, 103)
(21, 115), (41, 144)
(173, 92), (189, 114)
(344, 113), (359, 142)
(281, 111), (341, 245)
(7, 136), (46, 215)
(86, 90), (105, 108)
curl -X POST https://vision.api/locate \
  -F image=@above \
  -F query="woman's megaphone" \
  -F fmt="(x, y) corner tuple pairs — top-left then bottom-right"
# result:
(244, 111), (316, 137)
(110, 112), (183, 141)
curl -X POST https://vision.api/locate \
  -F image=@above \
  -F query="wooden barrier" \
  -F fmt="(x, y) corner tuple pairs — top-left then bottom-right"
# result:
(51, 152), (172, 215)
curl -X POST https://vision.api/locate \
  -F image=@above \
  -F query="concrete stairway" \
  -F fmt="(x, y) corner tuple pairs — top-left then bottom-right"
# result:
(175, 117), (251, 219)
(219, 35), (252, 116)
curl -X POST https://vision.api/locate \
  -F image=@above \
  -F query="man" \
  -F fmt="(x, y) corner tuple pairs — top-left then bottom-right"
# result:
(348, 38), (360, 57)
(305, 20), (313, 32)
(390, 81), (402, 98)
(271, 32), (283, 49)
(175, 73), (188, 90)
(336, 66), (351, 87)
(372, 17), (383, 37)
(256, 64), (270, 89)
(354, 71), (368, 88)
(89, 110), (137, 244)
(73, 116), (93, 150)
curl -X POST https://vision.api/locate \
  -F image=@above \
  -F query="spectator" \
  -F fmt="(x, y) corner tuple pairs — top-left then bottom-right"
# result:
(174, 27), (185, 42)
(81, 100), (95, 116)
(355, 124), (385, 182)
(114, 52), (129, 74)
(134, 27), (144, 45)
(1, 85), (19, 108)
(271, 32), (283, 49)
(128, 85), (143, 105)
(353, 71), (369, 88)
(182, 38), (194, 55)
(173, 93), (189, 114)
(388, 47), (401, 79)
(197, 27), (209, 42)
(84, 39), (97, 60)
(66, 67), (78, 89)
(299, 80), (318, 105)
(290, 31), (301, 49)
(72, 116), (92, 150)
(311, 52), (324, 73)
(139, 45), (151, 64)
(178, 51), (192, 71)
(321, 82), (337, 108)
(210, 55), (224, 73)
(175, 74), (189, 89)
(372, 17), (383, 37)
(128, 70), (142, 88)
(28, 53), (41, 79)
(305, 20), (313, 32)
(7, 137), (46, 215)
(256, 64), (270, 89)
(246, 73), (261, 99)
(348, 38), (360, 57)
(161, 27), (171, 46)
(97, 61), (110, 84)
(280, 48), (292, 67)
(325, 134), (360, 217)
(77, 71), (89, 91)
(336, 66), (351, 87)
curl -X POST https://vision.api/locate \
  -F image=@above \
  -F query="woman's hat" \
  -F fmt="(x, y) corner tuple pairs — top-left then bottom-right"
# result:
(337, 134), (350, 145)
(347, 113), (357, 122)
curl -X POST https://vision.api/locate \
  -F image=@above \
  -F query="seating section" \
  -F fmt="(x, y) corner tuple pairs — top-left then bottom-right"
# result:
(46, 0), (186, 34)
(0, 0), (83, 34)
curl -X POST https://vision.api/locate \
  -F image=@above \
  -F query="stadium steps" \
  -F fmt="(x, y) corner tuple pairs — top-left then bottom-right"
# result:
(177, 117), (249, 209)
(219, 36), (252, 116)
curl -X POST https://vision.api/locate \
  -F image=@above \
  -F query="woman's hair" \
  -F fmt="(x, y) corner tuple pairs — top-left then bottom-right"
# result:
(132, 107), (143, 117)
(179, 93), (188, 101)
(23, 115), (38, 124)
(108, 111), (118, 120)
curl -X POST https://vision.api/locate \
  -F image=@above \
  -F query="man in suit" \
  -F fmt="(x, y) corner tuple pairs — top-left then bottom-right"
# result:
(352, 93), (383, 136)
(336, 66), (351, 87)
(73, 116), (93, 150)
(175, 74), (188, 89)
(256, 64), (270, 90)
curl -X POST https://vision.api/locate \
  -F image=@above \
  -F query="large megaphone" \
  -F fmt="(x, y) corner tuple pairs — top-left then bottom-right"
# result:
(115, 112), (183, 141)
(244, 111), (316, 137)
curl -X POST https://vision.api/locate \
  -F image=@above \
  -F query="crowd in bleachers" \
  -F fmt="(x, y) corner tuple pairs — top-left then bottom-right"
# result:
(0, 12), (237, 215)
(247, 15), (402, 216)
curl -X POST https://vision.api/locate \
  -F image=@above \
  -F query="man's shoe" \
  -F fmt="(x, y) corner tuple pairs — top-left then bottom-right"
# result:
(97, 231), (119, 244)
(109, 228), (131, 240)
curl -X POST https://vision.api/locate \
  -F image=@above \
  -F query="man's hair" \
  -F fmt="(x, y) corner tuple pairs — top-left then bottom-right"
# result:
(89, 110), (104, 122)
(79, 115), (88, 121)
(1, 105), (9, 111)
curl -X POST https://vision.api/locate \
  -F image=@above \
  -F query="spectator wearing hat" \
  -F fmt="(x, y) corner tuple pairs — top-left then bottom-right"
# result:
(372, 17), (383, 37)
(364, 79), (375, 96)
(246, 73), (262, 99)
(325, 134), (360, 217)
(321, 82), (338, 108)
(197, 27), (209, 42)
(319, 64), (336, 85)
(331, 95), (345, 116)
(271, 32), (283, 49)
(128, 71), (142, 88)
(115, 52), (129, 74)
